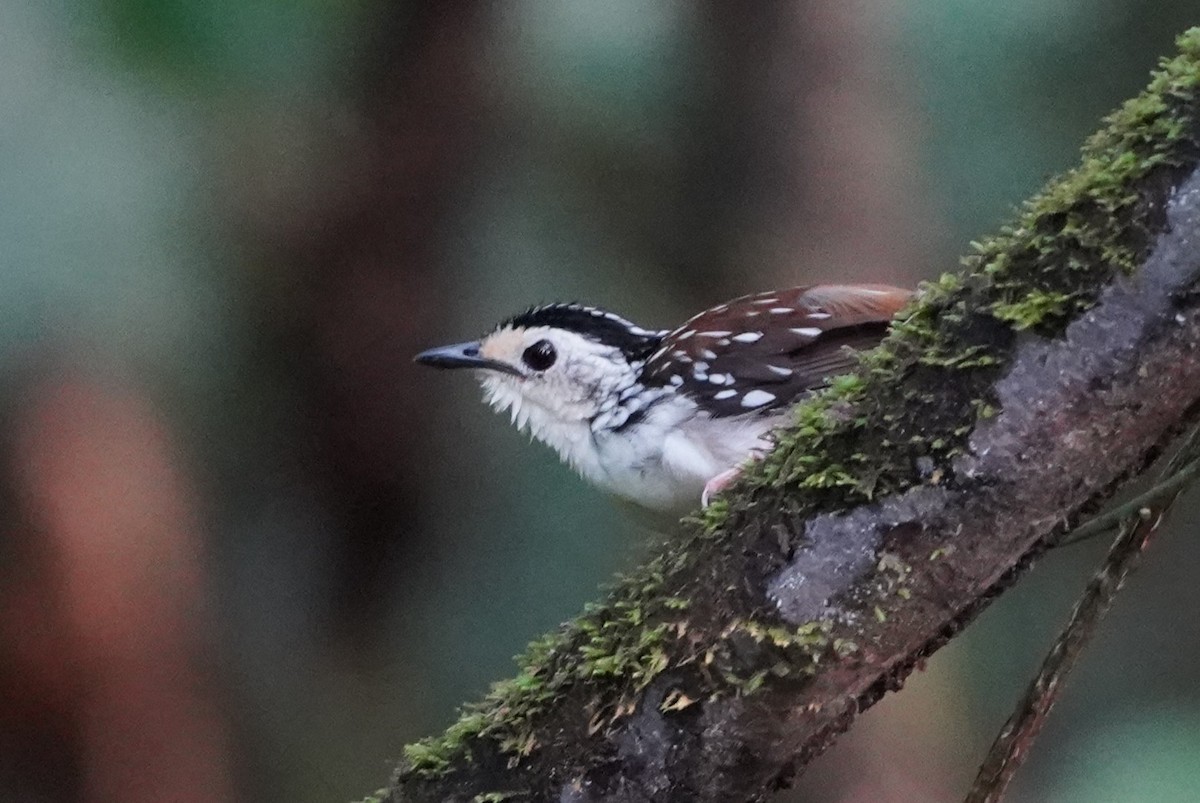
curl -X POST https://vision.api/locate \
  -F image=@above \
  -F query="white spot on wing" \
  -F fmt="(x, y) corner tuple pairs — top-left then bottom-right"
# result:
(767, 365), (793, 376)
(769, 307), (794, 314)
(699, 330), (732, 337)
(733, 332), (763, 343)
(790, 327), (822, 337)
(713, 389), (737, 400)
(741, 389), (775, 408)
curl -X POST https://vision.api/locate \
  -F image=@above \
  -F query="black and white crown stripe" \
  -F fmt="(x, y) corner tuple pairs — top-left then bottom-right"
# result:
(500, 303), (667, 360)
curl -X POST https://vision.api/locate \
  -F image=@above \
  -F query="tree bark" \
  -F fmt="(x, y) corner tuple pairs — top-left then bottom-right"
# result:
(382, 30), (1200, 803)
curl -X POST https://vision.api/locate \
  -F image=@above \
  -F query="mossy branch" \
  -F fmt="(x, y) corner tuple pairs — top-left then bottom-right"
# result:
(384, 30), (1200, 803)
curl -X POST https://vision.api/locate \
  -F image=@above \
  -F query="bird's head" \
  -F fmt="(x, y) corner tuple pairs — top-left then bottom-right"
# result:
(415, 304), (665, 432)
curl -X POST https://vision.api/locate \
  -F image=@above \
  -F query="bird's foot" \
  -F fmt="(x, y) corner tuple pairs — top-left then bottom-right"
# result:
(701, 466), (744, 508)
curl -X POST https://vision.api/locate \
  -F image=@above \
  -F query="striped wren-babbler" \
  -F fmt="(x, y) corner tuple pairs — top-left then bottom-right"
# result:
(416, 284), (912, 516)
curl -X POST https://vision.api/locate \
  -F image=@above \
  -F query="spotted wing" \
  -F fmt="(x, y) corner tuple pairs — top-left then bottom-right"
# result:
(640, 284), (912, 417)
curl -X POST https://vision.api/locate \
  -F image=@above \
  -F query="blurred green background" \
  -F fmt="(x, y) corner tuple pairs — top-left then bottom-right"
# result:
(1, 2), (1199, 801)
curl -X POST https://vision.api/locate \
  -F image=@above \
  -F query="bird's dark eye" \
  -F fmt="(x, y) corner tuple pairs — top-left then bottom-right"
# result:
(522, 339), (557, 371)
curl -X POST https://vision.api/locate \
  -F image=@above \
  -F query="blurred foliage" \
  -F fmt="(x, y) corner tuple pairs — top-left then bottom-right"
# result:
(92, 0), (364, 88)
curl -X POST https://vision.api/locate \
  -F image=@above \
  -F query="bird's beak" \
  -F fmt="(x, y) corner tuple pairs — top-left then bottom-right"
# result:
(414, 341), (523, 376)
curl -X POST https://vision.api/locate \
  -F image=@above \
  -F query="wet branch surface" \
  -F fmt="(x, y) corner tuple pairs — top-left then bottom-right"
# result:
(380, 32), (1200, 803)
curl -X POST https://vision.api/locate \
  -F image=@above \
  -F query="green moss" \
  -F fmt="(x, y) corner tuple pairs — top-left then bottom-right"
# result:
(929, 546), (954, 562)
(351, 790), (388, 803)
(402, 740), (452, 775)
(395, 30), (1200, 786)
(992, 290), (1076, 330)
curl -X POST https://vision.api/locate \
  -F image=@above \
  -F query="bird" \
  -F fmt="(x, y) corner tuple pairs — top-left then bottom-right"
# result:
(415, 284), (912, 517)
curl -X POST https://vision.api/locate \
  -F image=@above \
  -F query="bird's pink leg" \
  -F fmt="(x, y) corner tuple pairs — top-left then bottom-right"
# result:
(701, 466), (743, 508)
(703, 446), (773, 507)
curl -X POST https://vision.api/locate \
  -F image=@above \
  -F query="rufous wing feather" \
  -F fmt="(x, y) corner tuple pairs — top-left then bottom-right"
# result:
(641, 284), (912, 417)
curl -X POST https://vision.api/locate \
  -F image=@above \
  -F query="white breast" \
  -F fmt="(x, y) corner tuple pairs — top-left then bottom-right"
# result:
(590, 404), (785, 515)
(482, 370), (784, 515)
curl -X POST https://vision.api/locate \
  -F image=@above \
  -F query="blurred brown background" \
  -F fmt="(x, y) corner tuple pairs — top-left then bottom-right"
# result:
(1, 2), (1199, 801)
